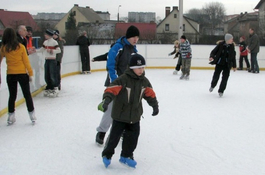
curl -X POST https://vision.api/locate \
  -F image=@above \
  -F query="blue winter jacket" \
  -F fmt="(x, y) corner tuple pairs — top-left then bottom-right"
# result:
(107, 36), (137, 83)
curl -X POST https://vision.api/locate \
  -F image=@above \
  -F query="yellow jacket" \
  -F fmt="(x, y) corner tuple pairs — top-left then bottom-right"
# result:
(0, 44), (33, 76)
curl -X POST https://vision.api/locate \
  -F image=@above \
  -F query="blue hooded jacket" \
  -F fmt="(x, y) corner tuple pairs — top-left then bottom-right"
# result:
(107, 36), (137, 82)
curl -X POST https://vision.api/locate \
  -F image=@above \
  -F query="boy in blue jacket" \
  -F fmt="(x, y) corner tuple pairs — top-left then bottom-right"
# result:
(98, 53), (159, 168)
(95, 26), (140, 145)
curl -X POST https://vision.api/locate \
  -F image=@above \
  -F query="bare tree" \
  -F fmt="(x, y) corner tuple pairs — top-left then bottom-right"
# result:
(202, 2), (226, 35)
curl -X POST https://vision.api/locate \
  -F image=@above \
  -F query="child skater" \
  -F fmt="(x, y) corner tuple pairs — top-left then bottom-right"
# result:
(98, 53), (159, 168)
(168, 40), (181, 75)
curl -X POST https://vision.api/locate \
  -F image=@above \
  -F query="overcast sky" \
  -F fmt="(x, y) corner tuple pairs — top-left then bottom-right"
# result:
(2, 0), (258, 20)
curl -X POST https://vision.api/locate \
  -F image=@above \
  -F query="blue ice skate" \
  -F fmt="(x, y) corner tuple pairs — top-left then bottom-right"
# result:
(119, 156), (137, 168)
(102, 156), (111, 168)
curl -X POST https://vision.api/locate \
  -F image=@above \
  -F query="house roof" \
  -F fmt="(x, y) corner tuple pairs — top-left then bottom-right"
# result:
(114, 23), (157, 39)
(0, 9), (39, 36)
(157, 8), (199, 34)
(76, 6), (104, 23)
(254, 0), (265, 9)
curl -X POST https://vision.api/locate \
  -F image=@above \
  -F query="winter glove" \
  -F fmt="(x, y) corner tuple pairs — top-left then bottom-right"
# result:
(98, 97), (111, 112)
(152, 105), (159, 116)
(29, 76), (33, 82)
(186, 52), (191, 58)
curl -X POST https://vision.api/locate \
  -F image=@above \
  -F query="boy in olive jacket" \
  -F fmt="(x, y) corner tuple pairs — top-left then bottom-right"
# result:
(98, 53), (159, 168)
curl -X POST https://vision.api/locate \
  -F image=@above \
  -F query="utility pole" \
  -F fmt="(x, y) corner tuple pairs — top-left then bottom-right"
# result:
(118, 5), (121, 22)
(178, 0), (183, 39)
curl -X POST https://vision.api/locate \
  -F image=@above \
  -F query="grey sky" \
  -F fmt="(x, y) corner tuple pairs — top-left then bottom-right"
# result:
(2, 0), (258, 20)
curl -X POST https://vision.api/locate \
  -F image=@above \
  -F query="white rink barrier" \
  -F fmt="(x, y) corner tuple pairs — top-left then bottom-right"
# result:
(1, 44), (265, 115)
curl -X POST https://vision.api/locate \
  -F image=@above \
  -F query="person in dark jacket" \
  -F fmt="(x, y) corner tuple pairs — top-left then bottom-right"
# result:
(209, 33), (237, 97)
(98, 53), (159, 168)
(76, 31), (91, 74)
(53, 30), (65, 90)
(168, 40), (181, 75)
(95, 25), (140, 146)
(237, 36), (250, 71)
(16, 25), (28, 55)
(247, 27), (260, 73)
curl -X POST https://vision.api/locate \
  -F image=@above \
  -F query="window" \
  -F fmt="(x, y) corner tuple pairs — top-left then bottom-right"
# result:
(165, 24), (169, 31)
(174, 14), (177, 18)
(183, 24), (185, 32)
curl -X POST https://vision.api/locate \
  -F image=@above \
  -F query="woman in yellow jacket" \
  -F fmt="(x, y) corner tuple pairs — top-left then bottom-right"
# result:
(0, 28), (36, 125)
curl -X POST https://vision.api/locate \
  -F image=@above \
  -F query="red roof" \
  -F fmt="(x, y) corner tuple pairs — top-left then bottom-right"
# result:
(115, 23), (157, 40)
(0, 9), (39, 36)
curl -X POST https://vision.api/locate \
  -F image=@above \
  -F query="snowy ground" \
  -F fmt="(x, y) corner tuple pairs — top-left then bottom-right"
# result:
(0, 69), (265, 175)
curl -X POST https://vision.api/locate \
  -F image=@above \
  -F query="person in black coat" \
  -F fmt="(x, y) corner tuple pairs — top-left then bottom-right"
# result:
(209, 33), (237, 97)
(16, 25), (28, 55)
(76, 31), (91, 74)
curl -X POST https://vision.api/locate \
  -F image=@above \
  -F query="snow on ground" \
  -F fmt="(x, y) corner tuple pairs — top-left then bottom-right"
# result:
(0, 69), (265, 175)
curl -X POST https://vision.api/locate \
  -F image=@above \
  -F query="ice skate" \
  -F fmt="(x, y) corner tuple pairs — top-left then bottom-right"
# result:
(209, 87), (214, 92)
(180, 74), (185, 80)
(173, 70), (178, 75)
(184, 75), (189, 80)
(119, 156), (137, 168)
(49, 87), (59, 97)
(96, 132), (105, 146)
(7, 112), (16, 125)
(29, 110), (37, 124)
(43, 89), (50, 97)
(219, 92), (223, 97)
(102, 156), (111, 168)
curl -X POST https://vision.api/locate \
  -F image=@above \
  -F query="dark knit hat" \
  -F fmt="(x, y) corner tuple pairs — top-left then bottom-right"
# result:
(129, 53), (146, 69)
(53, 30), (60, 36)
(45, 29), (54, 36)
(26, 26), (33, 32)
(126, 25), (140, 39)
(180, 35), (186, 40)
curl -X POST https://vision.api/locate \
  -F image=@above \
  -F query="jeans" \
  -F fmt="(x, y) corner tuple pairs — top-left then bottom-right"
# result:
(7, 74), (34, 113)
(250, 53), (259, 72)
(45, 59), (57, 90)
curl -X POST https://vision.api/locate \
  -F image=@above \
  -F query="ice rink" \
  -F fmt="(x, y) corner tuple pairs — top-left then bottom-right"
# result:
(0, 69), (265, 175)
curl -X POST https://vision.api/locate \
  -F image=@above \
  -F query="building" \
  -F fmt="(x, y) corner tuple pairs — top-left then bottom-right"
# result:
(96, 11), (111, 20)
(224, 12), (258, 41)
(156, 6), (200, 43)
(255, 0), (265, 39)
(54, 4), (105, 37)
(114, 22), (157, 43)
(0, 9), (39, 36)
(128, 12), (156, 23)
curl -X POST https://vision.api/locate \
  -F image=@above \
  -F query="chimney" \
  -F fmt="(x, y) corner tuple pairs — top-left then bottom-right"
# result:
(86, 6), (90, 8)
(173, 6), (178, 11)
(165, 7), (170, 17)
(74, 4), (78, 7)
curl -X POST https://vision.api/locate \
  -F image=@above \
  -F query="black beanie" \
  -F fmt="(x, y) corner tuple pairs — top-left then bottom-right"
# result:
(45, 29), (54, 36)
(180, 35), (186, 40)
(53, 30), (60, 36)
(126, 25), (140, 39)
(129, 53), (146, 69)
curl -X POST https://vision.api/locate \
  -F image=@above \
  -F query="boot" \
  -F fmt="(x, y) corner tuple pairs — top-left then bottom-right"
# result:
(102, 156), (111, 168)
(119, 156), (137, 168)
(96, 132), (106, 145)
